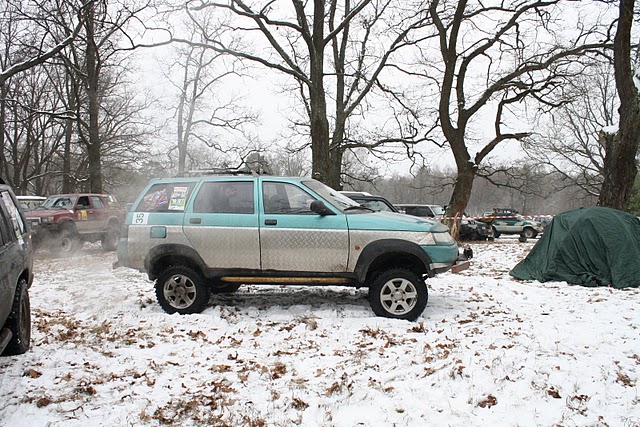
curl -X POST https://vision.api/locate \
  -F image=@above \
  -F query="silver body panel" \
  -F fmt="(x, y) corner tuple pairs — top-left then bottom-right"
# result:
(347, 230), (436, 272)
(126, 224), (438, 275)
(126, 225), (192, 270)
(259, 227), (349, 272)
(184, 225), (260, 269)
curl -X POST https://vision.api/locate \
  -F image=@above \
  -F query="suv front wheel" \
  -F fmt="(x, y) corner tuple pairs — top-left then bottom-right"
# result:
(155, 266), (211, 314)
(368, 269), (428, 321)
(59, 230), (81, 255)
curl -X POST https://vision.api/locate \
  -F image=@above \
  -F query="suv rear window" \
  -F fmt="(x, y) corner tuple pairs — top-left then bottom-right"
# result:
(136, 183), (197, 212)
(193, 181), (254, 214)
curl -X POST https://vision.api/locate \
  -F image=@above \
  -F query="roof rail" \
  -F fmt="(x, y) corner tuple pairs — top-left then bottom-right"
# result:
(175, 168), (264, 177)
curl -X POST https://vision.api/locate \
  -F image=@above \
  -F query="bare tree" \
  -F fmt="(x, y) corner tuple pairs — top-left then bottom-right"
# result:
(598, 0), (640, 209)
(0, 0), (89, 86)
(523, 61), (616, 198)
(160, 13), (256, 173)
(149, 0), (430, 187)
(53, 0), (152, 193)
(1, 0), (156, 194)
(419, 0), (610, 236)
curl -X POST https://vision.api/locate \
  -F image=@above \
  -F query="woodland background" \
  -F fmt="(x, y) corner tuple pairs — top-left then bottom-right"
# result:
(1, 0), (639, 218)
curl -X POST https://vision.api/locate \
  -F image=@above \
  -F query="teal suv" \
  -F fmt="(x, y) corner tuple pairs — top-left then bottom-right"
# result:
(115, 174), (458, 320)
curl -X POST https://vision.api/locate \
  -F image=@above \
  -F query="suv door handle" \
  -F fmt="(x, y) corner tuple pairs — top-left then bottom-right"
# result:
(190, 218), (202, 224)
(264, 219), (277, 225)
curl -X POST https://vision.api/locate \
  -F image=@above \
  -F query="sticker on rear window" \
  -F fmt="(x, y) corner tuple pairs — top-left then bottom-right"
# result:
(169, 187), (189, 211)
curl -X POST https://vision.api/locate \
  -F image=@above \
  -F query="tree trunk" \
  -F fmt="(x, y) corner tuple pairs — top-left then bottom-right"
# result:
(63, 74), (76, 193)
(446, 160), (475, 239)
(85, 2), (103, 193)
(328, 115), (347, 189)
(329, 145), (344, 190)
(309, 0), (331, 185)
(598, 0), (640, 209)
(0, 83), (6, 183)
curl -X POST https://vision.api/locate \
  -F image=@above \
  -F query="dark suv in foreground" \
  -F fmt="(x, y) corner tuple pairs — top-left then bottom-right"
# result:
(0, 182), (33, 356)
(116, 174), (459, 320)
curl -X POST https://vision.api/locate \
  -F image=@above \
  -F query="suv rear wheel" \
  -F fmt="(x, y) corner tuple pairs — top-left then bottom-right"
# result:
(3, 279), (31, 356)
(155, 266), (211, 314)
(368, 269), (428, 321)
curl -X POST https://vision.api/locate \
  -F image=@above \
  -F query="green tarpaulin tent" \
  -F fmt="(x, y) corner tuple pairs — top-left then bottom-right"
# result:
(510, 207), (640, 288)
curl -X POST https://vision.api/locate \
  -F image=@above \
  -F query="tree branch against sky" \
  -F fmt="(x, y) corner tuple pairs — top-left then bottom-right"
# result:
(523, 61), (616, 198)
(148, 0), (432, 187)
(418, 0), (612, 236)
(0, 0), (92, 86)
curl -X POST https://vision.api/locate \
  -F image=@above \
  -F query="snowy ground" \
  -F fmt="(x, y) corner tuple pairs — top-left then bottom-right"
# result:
(0, 237), (638, 427)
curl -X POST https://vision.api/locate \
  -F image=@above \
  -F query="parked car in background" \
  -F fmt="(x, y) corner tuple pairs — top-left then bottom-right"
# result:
(0, 182), (34, 356)
(396, 203), (489, 241)
(115, 173), (459, 320)
(482, 208), (544, 239)
(25, 193), (125, 254)
(395, 203), (444, 218)
(339, 191), (398, 213)
(462, 217), (493, 241)
(532, 215), (553, 230)
(16, 196), (46, 212)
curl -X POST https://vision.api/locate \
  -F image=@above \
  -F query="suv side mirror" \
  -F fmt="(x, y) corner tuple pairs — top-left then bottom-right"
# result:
(310, 200), (335, 216)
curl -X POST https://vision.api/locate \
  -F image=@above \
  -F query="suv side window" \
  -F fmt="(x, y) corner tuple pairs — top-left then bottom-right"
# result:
(193, 181), (254, 214)
(90, 196), (105, 209)
(136, 183), (197, 212)
(263, 182), (315, 214)
(0, 202), (7, 246)
(77, 196), (90, 209)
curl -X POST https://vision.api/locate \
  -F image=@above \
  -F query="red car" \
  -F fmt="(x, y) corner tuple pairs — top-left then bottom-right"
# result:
(26, 193), (124, 254)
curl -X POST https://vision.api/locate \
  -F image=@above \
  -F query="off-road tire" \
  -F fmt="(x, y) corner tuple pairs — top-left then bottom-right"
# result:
(368, 269), (428, 321)
(101, 226), (120, 251)
(3, 279), (31, 356)
(492, 227), (500, 238)
(59, 230), (80, 255)
(523, 227), (537, 239)
(155, 266), (211, 314)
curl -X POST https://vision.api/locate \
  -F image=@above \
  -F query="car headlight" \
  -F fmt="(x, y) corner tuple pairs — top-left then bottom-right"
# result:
(416, 233), (436, 245)
(41, 216), (54, 224)
(433, 231), (455, 245)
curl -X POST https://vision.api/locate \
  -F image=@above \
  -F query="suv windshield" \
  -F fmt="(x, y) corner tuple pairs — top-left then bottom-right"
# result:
(40, 196), (77, 210)
(302, 180), (359, 211)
